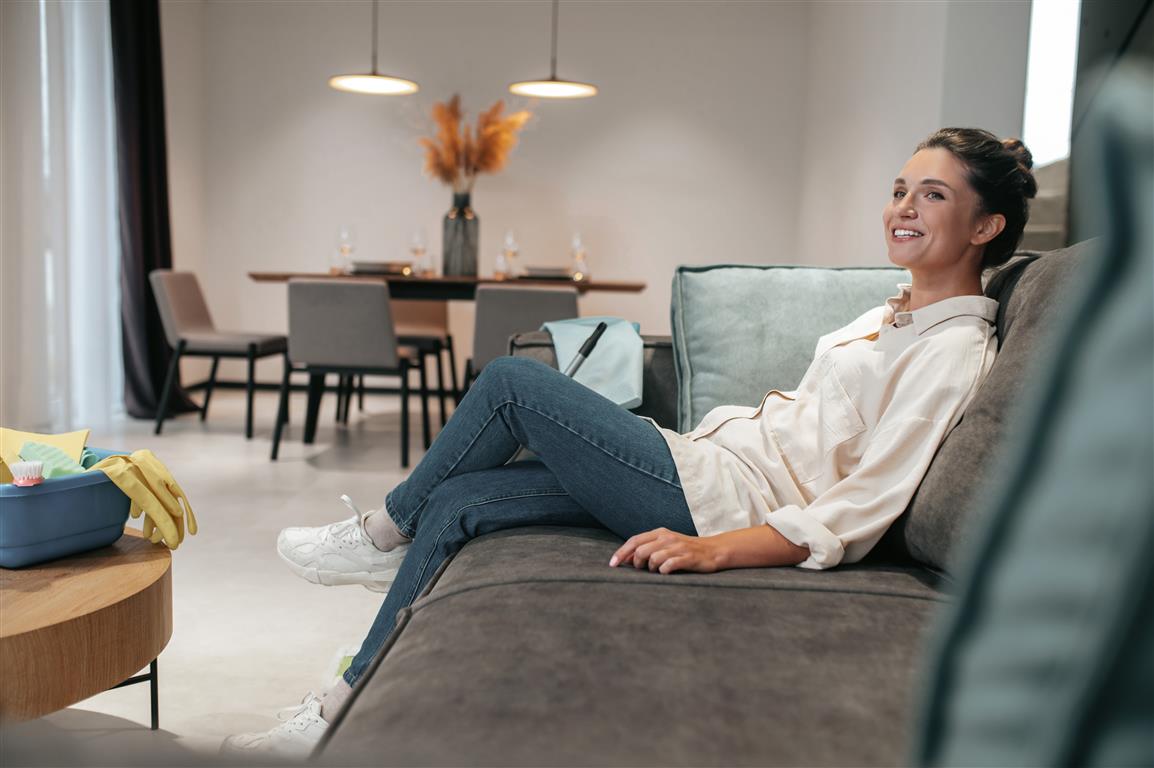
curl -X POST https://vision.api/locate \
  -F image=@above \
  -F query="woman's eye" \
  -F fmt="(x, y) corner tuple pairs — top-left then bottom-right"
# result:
(892, 190), (905, 199)
(926, 191), (944, 200)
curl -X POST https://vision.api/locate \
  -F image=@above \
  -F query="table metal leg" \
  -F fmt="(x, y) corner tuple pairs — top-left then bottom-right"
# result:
(150, 659), (159, 730)
(111, 658), (159, 730)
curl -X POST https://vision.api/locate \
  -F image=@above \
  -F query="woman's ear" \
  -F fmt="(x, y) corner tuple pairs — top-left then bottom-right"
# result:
(972, 213), (1006, 246)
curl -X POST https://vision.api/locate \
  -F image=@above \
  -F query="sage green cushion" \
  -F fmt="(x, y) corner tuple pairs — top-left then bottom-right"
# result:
(670, 265), (907, 432)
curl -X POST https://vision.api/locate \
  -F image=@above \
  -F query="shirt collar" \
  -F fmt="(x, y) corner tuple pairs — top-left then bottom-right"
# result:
(883, 283), (998, 335)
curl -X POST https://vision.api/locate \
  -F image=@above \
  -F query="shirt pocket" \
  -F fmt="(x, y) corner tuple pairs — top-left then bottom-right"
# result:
(770, 357), (866, 486)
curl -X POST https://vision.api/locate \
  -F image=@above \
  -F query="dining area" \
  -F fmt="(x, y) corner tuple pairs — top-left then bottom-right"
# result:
(149, 267), (645, 467)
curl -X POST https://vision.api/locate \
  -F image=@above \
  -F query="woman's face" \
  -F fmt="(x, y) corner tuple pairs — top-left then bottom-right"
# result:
(883, 148), (994, 273)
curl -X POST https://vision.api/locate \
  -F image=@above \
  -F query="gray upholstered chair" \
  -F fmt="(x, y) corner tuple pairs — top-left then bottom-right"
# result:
(271, 279), (427, 467)
(149, 270), (287, 439)
(464, 284), (579, 390)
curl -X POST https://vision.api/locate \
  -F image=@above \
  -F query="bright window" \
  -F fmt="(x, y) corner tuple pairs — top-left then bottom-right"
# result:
(1022, 0), (1082, 167)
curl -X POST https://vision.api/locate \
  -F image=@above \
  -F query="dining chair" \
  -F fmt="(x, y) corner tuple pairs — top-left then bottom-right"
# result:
(270, 280), (429, 467)
(149, 270), (287, 439)
(464, 284), (580, 390)
(378, 299), (457, 425)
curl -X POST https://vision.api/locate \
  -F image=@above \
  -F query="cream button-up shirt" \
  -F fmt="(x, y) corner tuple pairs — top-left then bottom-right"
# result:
(654, 285), (999, 570)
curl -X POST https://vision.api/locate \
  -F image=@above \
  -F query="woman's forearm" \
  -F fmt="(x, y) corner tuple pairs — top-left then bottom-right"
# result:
(712, 524), (810, 569)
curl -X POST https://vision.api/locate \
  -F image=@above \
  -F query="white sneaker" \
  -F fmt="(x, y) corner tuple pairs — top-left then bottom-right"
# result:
(277, 495), (409, 591)
(220, 692), (328, 761)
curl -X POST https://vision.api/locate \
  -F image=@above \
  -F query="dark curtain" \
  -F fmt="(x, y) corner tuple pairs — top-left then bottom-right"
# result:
(109, 0), (195, 418)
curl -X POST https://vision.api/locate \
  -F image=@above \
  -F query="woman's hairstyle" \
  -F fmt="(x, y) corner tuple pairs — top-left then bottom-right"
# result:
(917, 128), (1038, 269)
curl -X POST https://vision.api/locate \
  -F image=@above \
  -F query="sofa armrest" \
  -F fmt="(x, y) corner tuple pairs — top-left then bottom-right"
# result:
(509, 331), (678, 430)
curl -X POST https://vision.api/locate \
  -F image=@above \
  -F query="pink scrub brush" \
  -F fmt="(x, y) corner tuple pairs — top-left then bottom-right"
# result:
(10, 460), (44, 487)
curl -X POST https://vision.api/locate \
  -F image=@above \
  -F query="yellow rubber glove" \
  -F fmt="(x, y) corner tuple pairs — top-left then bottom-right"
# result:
(91, 450), (198, 550)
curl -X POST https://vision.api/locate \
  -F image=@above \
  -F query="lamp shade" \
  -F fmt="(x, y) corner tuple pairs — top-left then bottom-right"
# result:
(329, 73), (419, 95)
(508, 77), (597, 99)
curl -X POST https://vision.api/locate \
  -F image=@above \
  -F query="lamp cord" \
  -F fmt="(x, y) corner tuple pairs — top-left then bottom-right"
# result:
(371, 0), (379, 74)
(550, 0), (558, 79)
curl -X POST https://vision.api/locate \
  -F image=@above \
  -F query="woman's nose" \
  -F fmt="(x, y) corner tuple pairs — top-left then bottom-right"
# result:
(897, 200), (917, 218)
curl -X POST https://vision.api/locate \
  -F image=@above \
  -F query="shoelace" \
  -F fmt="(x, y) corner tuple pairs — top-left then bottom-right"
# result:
(273, 694), (323, 734)
(319, 494), (369, 551)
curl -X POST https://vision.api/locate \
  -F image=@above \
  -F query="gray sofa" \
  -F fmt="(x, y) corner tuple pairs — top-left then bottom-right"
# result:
(322, 242), (1088, 767)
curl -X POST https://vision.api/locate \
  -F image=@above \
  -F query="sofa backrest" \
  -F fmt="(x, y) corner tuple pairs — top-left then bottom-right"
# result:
(670, 265), (908, 432)
(887, 241), (1092, 573)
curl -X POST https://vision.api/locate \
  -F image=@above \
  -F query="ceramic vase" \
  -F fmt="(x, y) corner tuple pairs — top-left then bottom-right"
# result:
(442, 192), (478, 277)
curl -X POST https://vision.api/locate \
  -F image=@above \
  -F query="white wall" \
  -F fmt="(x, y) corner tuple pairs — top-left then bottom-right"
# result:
(794, 0), (1031, 267)
(160, 0), (1032, 385)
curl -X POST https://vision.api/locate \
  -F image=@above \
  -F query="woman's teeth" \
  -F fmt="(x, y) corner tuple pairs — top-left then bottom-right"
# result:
(893, 229), (923, 238)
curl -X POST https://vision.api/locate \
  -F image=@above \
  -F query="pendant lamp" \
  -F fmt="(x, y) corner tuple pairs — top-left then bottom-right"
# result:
(509, 0), (597, 99)
(329, 0), (419, 95)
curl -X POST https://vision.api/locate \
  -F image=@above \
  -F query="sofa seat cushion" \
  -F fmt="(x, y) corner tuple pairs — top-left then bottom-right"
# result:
(325, 527), (947, 767)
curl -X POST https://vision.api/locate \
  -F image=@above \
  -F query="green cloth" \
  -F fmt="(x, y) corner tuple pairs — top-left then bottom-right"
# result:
(18, 442), (86, 478)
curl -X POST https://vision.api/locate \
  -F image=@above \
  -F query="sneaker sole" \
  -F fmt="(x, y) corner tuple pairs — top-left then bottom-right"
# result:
(276, 544), (407, 590)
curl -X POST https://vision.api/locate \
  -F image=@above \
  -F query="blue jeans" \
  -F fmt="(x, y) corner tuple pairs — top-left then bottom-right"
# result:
(343, 356), (695, 686)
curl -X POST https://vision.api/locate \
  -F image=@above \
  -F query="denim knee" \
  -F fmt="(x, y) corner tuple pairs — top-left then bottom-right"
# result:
(477, 356), (551, 394)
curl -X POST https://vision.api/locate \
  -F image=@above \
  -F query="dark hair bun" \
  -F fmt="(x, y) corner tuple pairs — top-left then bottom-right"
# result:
(1001, 137), (1034, 170)
(1002, 137), (1038, 200)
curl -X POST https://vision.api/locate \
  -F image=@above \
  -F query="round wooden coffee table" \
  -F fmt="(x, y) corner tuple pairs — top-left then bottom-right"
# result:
(0, 528), (172, 726)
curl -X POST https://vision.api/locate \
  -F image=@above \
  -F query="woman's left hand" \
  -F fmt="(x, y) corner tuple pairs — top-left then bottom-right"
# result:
(609, 527), (723, 574)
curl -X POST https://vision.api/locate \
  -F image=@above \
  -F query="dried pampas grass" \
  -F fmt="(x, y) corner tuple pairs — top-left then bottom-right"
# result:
(420, 94), (531, 193)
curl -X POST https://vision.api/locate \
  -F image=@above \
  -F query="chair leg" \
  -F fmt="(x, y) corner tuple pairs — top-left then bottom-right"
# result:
(341, 376), (353, 423)
(334, 375), (345, 423)
(304, 372), (324, 444)
(433, 343), (448, 427)
(201, 356), (219, 422)
(270, 363), (292, 461)
(462, 358), (475, 396)
(245, 344), (257, 439)
(400, 361), (410, 468)
(154, 340), (185, 436)
(418, 355), (431, 451)
(446, 335), (461, 404)
(358, 375), (365, 412)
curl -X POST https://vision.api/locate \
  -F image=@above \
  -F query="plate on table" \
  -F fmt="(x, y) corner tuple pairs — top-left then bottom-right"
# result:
(351, 261), (413, 275)
(522, 266), (574, 280)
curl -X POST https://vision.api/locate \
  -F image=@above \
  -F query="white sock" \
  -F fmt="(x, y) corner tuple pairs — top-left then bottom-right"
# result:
(363, 508), (412, 552)
(320, 678), (353, 721)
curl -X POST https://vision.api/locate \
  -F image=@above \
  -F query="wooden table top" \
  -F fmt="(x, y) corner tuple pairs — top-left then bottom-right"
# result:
(249, 271), (646, 297)
(1, 528), (172, 720)
(0, 529), (170, 638)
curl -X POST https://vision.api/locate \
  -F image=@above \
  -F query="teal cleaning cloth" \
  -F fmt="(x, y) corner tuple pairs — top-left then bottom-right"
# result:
(542, 316), (643, 409)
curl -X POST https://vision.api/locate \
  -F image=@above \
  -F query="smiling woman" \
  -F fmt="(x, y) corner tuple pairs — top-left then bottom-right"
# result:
(885, 128), (1038, 311)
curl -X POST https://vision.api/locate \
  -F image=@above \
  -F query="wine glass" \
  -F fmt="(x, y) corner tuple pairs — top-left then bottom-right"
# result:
(410, 228), (431, 276)
(333, 225), (356, 274)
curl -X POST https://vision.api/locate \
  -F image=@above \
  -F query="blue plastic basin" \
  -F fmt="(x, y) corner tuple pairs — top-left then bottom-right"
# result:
(0, 448), (131, 569)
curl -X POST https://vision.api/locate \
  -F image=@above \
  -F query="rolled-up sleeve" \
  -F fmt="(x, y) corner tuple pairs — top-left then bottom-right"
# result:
(766, 414), (958, 569)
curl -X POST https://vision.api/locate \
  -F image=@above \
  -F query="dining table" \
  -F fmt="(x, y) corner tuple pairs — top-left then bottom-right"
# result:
(247, 272), (646, 301)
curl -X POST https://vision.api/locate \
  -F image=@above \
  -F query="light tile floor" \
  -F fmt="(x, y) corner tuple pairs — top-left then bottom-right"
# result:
(4, 389), (433, 764)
